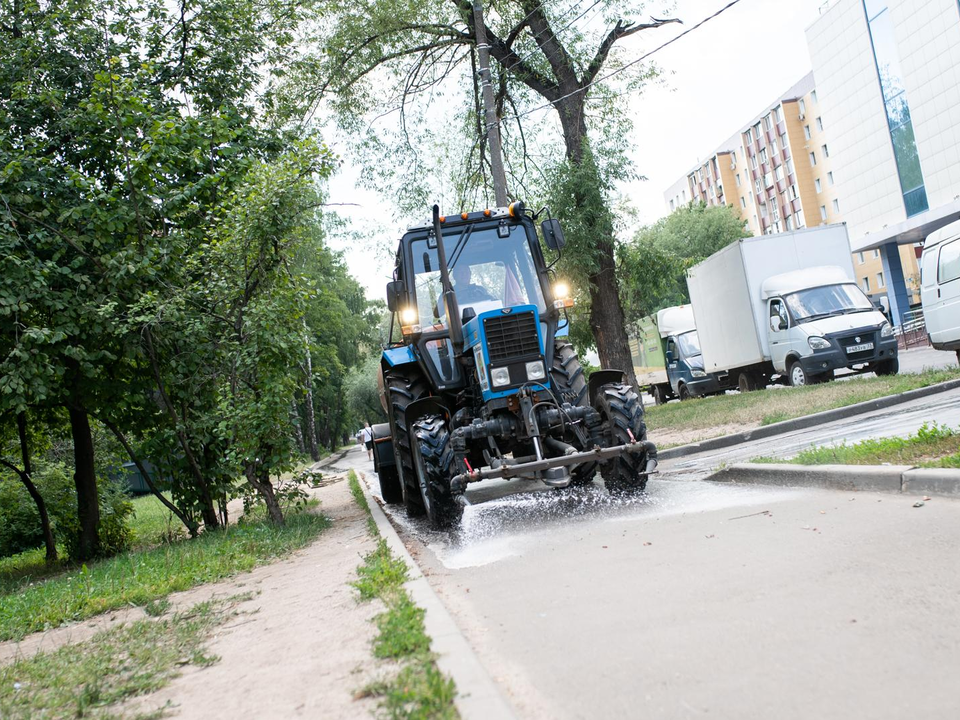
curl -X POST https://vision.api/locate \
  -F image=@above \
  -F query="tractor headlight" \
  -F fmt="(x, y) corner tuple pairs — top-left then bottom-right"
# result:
(400, 307), (418, 324)
(880, 322), (894, 338)
(552, 281), (574, 309)
(525, 360), (546, 381)
(808, 336), (831, 350)
(491, 367), (511, 387)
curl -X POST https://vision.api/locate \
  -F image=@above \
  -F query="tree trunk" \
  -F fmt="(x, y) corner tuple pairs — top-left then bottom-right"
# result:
(244, 465), (284, 524)
(302, 320), (320, 461)
(556, 104), (639, 390)
(292, 403), (305, 455)
(17, 414), (57, 562)
(68, 406), (100, 560)
(101, 418), (199, 537)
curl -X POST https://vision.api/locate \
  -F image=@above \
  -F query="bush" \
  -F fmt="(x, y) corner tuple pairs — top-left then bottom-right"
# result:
(0, 463), (133, 561)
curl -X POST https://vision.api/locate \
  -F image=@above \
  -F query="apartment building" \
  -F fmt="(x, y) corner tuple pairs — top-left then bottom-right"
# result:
(806, 0), (960, 323)
(664, 71), (921, 312)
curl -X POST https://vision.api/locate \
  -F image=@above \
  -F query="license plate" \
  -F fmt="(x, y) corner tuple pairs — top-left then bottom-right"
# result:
(846, 342), (874, 353)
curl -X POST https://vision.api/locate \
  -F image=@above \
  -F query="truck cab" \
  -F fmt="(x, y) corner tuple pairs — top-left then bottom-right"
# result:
(762, 266), (899, 385)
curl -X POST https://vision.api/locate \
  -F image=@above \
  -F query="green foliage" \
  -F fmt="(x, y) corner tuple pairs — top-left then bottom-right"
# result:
(618, 202), (751, 324)
(0, 601), (225, 719)
(352, 537), (410, 601)
(0, 510), (330, 640)
(346, 354), (388, 428)
(374, 593), (430, 659)
(59, 480), (134, 562)
(757, 422), (960, 468)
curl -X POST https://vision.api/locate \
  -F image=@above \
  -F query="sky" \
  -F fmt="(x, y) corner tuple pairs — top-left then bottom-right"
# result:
(324, 0), (832, 300)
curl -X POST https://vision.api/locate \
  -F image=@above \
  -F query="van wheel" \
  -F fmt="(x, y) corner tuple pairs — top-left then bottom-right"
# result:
(678, 383), (691, 401)
(875, 358), (899, 376)
(651, 385), (667, 406)
(737, 371), (758, 393)
(789, 361), (808, 387)
(956, 350), (960, 366)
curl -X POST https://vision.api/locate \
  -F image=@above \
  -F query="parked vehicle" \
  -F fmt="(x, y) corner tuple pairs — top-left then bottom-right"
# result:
(371, 202), (657, 529)
(920, 219), (960, 363)
(687, 225), (899, 390)
(631, 305), (736, 404)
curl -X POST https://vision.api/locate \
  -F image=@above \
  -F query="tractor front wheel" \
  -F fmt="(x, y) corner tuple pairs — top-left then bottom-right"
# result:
(384, 368), (429, 517)
(593, 383), (650, 497)
(550, 342), (598, 486)
(412, 415), (462, 530)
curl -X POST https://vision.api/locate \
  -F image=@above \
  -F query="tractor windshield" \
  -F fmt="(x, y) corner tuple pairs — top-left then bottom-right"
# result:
(410, 223), (546, 328)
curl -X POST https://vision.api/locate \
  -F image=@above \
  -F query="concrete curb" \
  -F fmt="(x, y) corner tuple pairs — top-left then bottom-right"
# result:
(658, 378), (960, 461)
(356, 472), (518, 720)
(707, 462), (960, 496)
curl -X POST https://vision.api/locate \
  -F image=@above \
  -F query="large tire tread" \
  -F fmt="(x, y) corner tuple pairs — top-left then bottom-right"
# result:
(384, 368), (430, 517)
(412, 415), (462, 529)
(550, 342), (597, 486)
(593, 383), (649, 496)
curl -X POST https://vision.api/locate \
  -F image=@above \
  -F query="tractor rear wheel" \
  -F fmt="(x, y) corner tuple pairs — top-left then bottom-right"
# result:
(593, 383), (649, 497)
(384, 368), (429, 517)
(411, 415), (462, 530)
(550, 342), (597, 487)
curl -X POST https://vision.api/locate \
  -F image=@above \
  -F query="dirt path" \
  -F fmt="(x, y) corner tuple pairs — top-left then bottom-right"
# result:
(123, 476), (383, 719)
(0, 475), (386, 718)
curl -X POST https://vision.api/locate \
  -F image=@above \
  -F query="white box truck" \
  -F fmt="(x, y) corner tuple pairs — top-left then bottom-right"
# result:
(687, 225), (899, 391)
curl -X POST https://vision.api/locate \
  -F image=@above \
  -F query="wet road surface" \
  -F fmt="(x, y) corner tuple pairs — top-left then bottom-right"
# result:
(345, 376), (960, 718)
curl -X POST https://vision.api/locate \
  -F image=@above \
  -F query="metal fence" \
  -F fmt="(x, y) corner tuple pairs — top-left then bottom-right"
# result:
(895, 309), (928, 349)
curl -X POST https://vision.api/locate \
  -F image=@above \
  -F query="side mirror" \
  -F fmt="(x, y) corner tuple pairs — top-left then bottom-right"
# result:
(769, 316), (786, 332)
(386, 280), (405, 312)
(541, 219), (566, 250)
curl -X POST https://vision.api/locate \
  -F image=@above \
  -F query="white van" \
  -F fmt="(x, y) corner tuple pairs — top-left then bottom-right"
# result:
(920, 220), (960, 361)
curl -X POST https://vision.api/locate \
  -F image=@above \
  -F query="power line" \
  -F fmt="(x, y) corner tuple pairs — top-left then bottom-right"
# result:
(506, 0), (746, 120)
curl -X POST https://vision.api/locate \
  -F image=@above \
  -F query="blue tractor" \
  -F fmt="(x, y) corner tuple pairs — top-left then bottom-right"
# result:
(371, 202), (658, 528)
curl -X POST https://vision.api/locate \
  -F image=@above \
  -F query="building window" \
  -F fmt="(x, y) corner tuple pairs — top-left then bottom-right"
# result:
(775, 165), (785, 182)
(740, 197), (747, 209)
(751, 154), (758, 170)
(736, 173), (741, 187)
(858, 252), (865, 264)
(759, 148), (768, 164)
(816, 117), (824, 132)
(796, 209), (805, 228)
(764, 172), (774, 188)
(789, 184), (799, 200)
(833, 198), (840, 213)
(820, 205), (827, 221)
(786, 215), (795, 231)
(809, 152), (817, 167)
(811, 90), (818, 104)
(799, 99), (806, 117)
(786, 157), (795, 176)
(862, 276), (871, 292)
(764, 114), (773, 131)
(873, 249), (880, 258)
(815, 178), (822, 193)
(877, 271), (885, 288)
(669, 200), (675, 211)
(771, 138), (779, 154)
(780, 132), (788, 150)
(828, 171), (835, 186)
(863, 0), (929, 217)
(822, 144), (830, 158)
(804, 125), (811, 140)
(773, 106), (782, 124)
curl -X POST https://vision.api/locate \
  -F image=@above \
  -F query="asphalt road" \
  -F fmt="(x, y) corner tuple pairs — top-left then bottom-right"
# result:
(356, 378), (960, 719)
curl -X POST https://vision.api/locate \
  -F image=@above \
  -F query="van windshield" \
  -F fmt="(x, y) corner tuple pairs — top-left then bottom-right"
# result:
(784, 283), (874, 323)
(676, 330), (701, 359)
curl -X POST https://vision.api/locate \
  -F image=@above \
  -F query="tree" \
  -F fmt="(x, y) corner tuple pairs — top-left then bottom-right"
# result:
(618, 201), (750, 322)
(289, 0), (682, 386)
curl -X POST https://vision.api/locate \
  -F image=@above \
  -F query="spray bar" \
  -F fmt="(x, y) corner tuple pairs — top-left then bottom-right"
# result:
(450, 441), (658, 494)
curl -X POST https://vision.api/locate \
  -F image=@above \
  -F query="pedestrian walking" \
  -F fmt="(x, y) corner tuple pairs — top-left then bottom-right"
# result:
(361, 422), (374, 461)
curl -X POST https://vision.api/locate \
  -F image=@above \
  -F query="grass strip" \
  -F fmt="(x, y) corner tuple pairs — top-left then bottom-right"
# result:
(754, 423), (960, 467)
(347, 471), (458, 719)
(0, 511), (329, 641)
(0, 599), (227, 719)
(645, 368), (960, 434)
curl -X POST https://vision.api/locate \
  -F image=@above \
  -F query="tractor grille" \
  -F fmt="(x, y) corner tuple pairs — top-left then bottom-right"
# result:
(483, 311), (540, 363)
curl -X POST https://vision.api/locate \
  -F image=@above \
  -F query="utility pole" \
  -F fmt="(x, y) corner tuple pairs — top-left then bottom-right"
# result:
(472, 0), (509, 206)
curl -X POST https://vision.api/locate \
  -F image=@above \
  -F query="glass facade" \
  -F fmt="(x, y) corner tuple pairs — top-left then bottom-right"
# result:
(863, 0), (929, 217)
